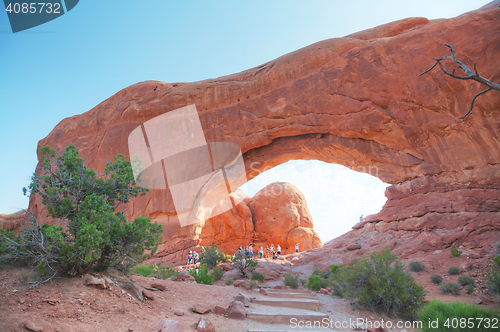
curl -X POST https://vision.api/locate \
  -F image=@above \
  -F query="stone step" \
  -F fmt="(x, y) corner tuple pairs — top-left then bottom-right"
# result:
(246, 305), (328, 325)
(266, 291), (317, 299)
(266, 288), (312, 293)
(253, 298), (320, 311)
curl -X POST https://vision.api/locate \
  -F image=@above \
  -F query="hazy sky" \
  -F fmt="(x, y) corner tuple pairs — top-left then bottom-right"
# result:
(0, 0), (491, 242)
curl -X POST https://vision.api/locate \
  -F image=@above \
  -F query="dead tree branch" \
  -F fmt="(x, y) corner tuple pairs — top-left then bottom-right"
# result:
(420, 43), (500, 120)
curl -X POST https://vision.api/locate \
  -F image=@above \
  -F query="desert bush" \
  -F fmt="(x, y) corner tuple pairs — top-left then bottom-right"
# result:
(133, 263), (179, 279)
(224, 277), (234, 285)
(333, 248), (425, 319)
(231, 250), (257, 278)
(430, 274), (443, 284)
(0, 144), (162, 285)
(489, 243), (500, 294)
(458, 275), (475, 286)
(200, 244), (223, 269)
(212, 266), (224, 282)
(307, 274), (322, 291)
(408, 260), (426, 272)
(465, 284), (475, 294)
(319, 270), (331, 279)
(283, 271), (299, 289)
(133, 264), (155, 277)
(448, 265), (461, 275)
(153, 264), (180, 280)
(16, 268), (35, 284)
(246, 280), (259, 289)
(329, 264), (340, 273)
(221, 254), (232, 263)
(439, 282), (461, 295)
(189, 264), (213, 285)
(417, 300), (500, 332)
(451, 247), (462, 257)
(251, 272), (265, 283)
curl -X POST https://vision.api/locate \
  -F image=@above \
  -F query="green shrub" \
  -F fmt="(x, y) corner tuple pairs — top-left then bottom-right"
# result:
(489, 243), (500, 294)
(333, 248), (425, 319)
(329, 264), (340, 273)
(0, 144), (162, 283)
(200, 244), (223, 269)
(458, 275), (475, 286)
(246, 280), (259, 289)
(451, 247), (462, 257)
(251, 272), (265, 283)
(224, 277), (234, 285)
(16, 268), (35, 284)
(448, 265), (461, 275)
(417, 300), (500, 332)
(439, 282), (461, 295)
(212, 266), (224, 282)
(283, 272), (299, 289)
(231, 250), (257, 278)
(189, 264), (213, 285)
(132, 263), (179, 279)
(307, 274), (322, 291)
(155, 264), (180, 280)
(132, 264), (155, 277)
(430, 274), (443, 284)
(465, 284), (475, 294)
(319, 270), (331, 279)
(320, 277), (331, 289)
(221, 254), (232, 263)
(408, 260), (426, 272)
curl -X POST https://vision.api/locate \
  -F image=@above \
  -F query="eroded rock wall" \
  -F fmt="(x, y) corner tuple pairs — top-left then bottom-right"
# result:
(24, 4), (500, 262)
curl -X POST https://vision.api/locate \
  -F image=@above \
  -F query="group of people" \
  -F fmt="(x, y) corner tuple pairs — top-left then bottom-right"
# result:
(187, 242), (301, 265)
(239, 243), (301, 260)
(187, 250), (200, 265)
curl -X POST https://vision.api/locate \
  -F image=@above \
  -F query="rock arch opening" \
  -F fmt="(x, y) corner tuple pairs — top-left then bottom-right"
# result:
(243, 160), (389, 243)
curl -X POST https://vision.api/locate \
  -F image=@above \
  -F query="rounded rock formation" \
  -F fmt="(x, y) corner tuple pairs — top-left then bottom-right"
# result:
(248, 182), (321, 254)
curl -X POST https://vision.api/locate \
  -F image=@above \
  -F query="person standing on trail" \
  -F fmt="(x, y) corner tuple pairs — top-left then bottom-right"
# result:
(249, 244), (253, 258)
(188, 251), (193, 265)
(360, 215), (364, 222)
(295, 243), (300, 253)
(193, 251), (199, 265)
(259, 247), (263, 259)
(277, 244), (281, 256)
(265, 246), (269, 259)
(270, 244), (275, 257)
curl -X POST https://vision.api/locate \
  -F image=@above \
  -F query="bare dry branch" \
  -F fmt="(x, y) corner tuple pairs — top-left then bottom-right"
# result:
(459, 88), (492, 120)
(420, 43), (500, 120)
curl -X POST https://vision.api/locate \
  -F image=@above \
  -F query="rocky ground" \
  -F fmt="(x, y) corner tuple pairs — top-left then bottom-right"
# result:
(1, 249), (498, 332)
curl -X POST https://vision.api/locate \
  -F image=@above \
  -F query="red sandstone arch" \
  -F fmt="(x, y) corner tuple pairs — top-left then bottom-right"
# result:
(27, 4), (500, 262)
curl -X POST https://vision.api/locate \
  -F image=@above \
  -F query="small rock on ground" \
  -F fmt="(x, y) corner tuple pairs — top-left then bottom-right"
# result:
(192, 303), (211, 314)
(158, 319), (184, 332)
(196, 317), (215, 332)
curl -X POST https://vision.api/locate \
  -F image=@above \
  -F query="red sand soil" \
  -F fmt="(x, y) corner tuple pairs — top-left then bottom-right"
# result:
(0, 247), (498, 332)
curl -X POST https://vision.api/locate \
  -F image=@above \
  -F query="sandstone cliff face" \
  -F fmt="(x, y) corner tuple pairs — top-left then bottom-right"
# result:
(248, 182), (321, 254)
(25, 4), (500, 262)
(155, 184), (321, 265)
(198, 190), (255, 255)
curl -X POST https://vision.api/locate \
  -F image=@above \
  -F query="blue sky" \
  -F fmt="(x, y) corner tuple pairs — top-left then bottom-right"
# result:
(0, 0), (490, 241)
